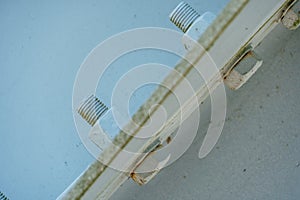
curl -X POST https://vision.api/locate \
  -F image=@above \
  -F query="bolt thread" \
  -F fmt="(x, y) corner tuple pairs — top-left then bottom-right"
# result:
(169, 2), (200, 33)
(77, 95), (108, 126)
(0, 191), (9, 200)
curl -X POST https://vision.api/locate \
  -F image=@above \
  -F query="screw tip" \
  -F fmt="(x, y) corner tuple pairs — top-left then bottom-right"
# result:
(169, 1), (200, 33)
(77, 95), (108, 126)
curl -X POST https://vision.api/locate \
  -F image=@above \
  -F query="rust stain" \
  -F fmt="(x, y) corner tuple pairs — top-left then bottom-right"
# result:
(166, 136), (172, 144)
(130, 172), (145, 186)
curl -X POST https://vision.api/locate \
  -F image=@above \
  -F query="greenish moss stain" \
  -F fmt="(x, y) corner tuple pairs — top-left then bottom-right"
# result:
(293, 19), (300, 27)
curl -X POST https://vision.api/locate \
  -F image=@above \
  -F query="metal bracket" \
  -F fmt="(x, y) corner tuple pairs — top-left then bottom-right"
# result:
(130, 150), (167, 185)
(224, 47), (263, 90)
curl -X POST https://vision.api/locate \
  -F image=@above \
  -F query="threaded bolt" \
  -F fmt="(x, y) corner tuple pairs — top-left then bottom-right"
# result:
(77, 95), (108, 126)
(169, 1), (200, 33)
(0, 191), (9, 200)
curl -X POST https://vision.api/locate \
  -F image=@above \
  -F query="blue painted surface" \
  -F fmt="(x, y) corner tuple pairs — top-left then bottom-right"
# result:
(0, 1), (229, 199)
